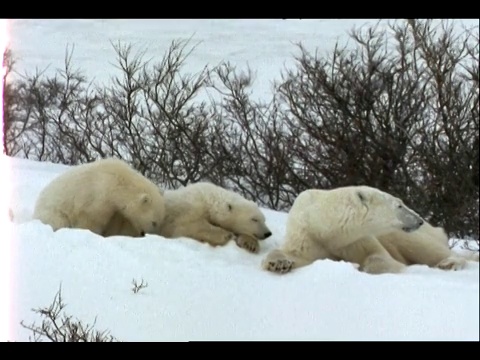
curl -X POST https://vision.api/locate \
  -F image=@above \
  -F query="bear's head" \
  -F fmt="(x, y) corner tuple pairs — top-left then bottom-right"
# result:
(218, 200), (272, 241)
(121, 189), (166, 237)
(355, 186), (424, 236)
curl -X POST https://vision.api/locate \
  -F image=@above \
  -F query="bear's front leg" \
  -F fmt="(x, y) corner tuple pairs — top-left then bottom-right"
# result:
(234, 234), (260, 254)
(177, 221), (236, 247)
(262, 249), (317, 274)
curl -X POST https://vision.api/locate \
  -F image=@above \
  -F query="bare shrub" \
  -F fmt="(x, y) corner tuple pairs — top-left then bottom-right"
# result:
(98, 39), (231, 188)
(3, 48), (19, 155)
(131, 278), (148, 294)
(404, 20), (479, 239)
(207, 63), (298, 209)
(276, 19), (479, 239)
(4, 45), (102, 164)
(20, 286), (118, 342)
(4, 19), (478, 240)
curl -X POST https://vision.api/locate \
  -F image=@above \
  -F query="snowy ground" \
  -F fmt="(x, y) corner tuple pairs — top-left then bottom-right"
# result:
(5, 156), (480, 341)
(4, 19), (480, 341)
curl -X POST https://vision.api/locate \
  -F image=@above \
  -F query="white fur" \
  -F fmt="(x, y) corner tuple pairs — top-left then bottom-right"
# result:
(262, 185), (477, 275)
(33, 158), (166, 237)
(159, 182), (272, 251)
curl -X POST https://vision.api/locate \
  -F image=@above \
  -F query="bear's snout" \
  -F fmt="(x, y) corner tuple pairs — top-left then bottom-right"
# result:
(402, 218), (424, 233)
(263, 231), (272, 239)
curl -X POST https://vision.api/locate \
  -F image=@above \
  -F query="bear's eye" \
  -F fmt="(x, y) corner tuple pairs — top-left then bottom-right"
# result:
(251, 218), (258, 222)
(397, 204), (403, 209)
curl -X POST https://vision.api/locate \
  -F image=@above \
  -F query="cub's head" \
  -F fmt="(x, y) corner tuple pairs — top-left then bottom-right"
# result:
(122, 188), (166, 236)
(220, 200), (272, 241)
(355, 186), (424, 235)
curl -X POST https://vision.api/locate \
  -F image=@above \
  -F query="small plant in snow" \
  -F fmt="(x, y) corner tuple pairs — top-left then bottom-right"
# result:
(131, 278), (148, 294)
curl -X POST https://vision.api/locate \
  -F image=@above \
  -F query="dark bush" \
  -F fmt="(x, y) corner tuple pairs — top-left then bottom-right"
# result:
(275, 20), (479, 239)
(3, 19), (478, 240)
(20, 286), (118, 342)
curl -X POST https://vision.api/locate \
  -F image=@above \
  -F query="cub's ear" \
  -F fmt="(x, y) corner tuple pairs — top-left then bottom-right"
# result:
(140, 193), (150, 204)
(227, 203), (233, 211)
(356, 191), (367, 205)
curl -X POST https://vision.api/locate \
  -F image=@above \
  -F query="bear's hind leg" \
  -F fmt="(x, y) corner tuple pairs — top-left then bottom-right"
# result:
(359, 253), (407, 275)
(433, 248), (479, 270)
(435, 256), (467, 271)
(262, 249), (315, 274)
(35, 209), (71, 231)
(388, 235), (472, 271)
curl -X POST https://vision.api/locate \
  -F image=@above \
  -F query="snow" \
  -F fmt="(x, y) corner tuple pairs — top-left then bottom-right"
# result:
(4, 19), (480, 342)
(5, 156), (480, 341)
(8, 19), (478, 102)
(1, 18), (11, 343)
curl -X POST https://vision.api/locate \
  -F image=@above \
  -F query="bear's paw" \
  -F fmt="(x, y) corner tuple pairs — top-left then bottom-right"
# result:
(264, 258), (293, 274)
(234, 234), (260, 254)
(436, 256), (467, 271)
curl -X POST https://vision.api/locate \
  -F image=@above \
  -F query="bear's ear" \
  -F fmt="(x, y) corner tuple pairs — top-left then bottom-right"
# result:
(140, 193), (150, 204)
(227, 203), (233, 211)
(356, 191), (367, 205)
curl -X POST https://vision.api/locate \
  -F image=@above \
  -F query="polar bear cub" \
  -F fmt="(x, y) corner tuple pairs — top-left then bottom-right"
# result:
(33, 158), (166, 237)
(159, 182), (272, 253)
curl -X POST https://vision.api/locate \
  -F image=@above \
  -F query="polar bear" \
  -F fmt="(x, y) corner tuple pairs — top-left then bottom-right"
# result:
(371, 223), (479, 272)
(33, 158), (166, 237)
(158, 182), (272, 253)
(262, 185), (477, 275)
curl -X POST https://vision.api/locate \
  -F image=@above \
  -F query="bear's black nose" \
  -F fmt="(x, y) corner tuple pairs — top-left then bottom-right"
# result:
(264, 231), (272, 239)
(140, 231), (146, 237)
(418, 220), (424, 226)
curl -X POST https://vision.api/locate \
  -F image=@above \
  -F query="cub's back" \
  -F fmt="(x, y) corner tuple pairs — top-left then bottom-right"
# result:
(35, 158), (133, 211)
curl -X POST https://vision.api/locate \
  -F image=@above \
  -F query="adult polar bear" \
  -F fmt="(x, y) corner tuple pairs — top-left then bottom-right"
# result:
(263, 185), (477, 275)
(33, 158), (166, 237)
(158, 182), (272, 253)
